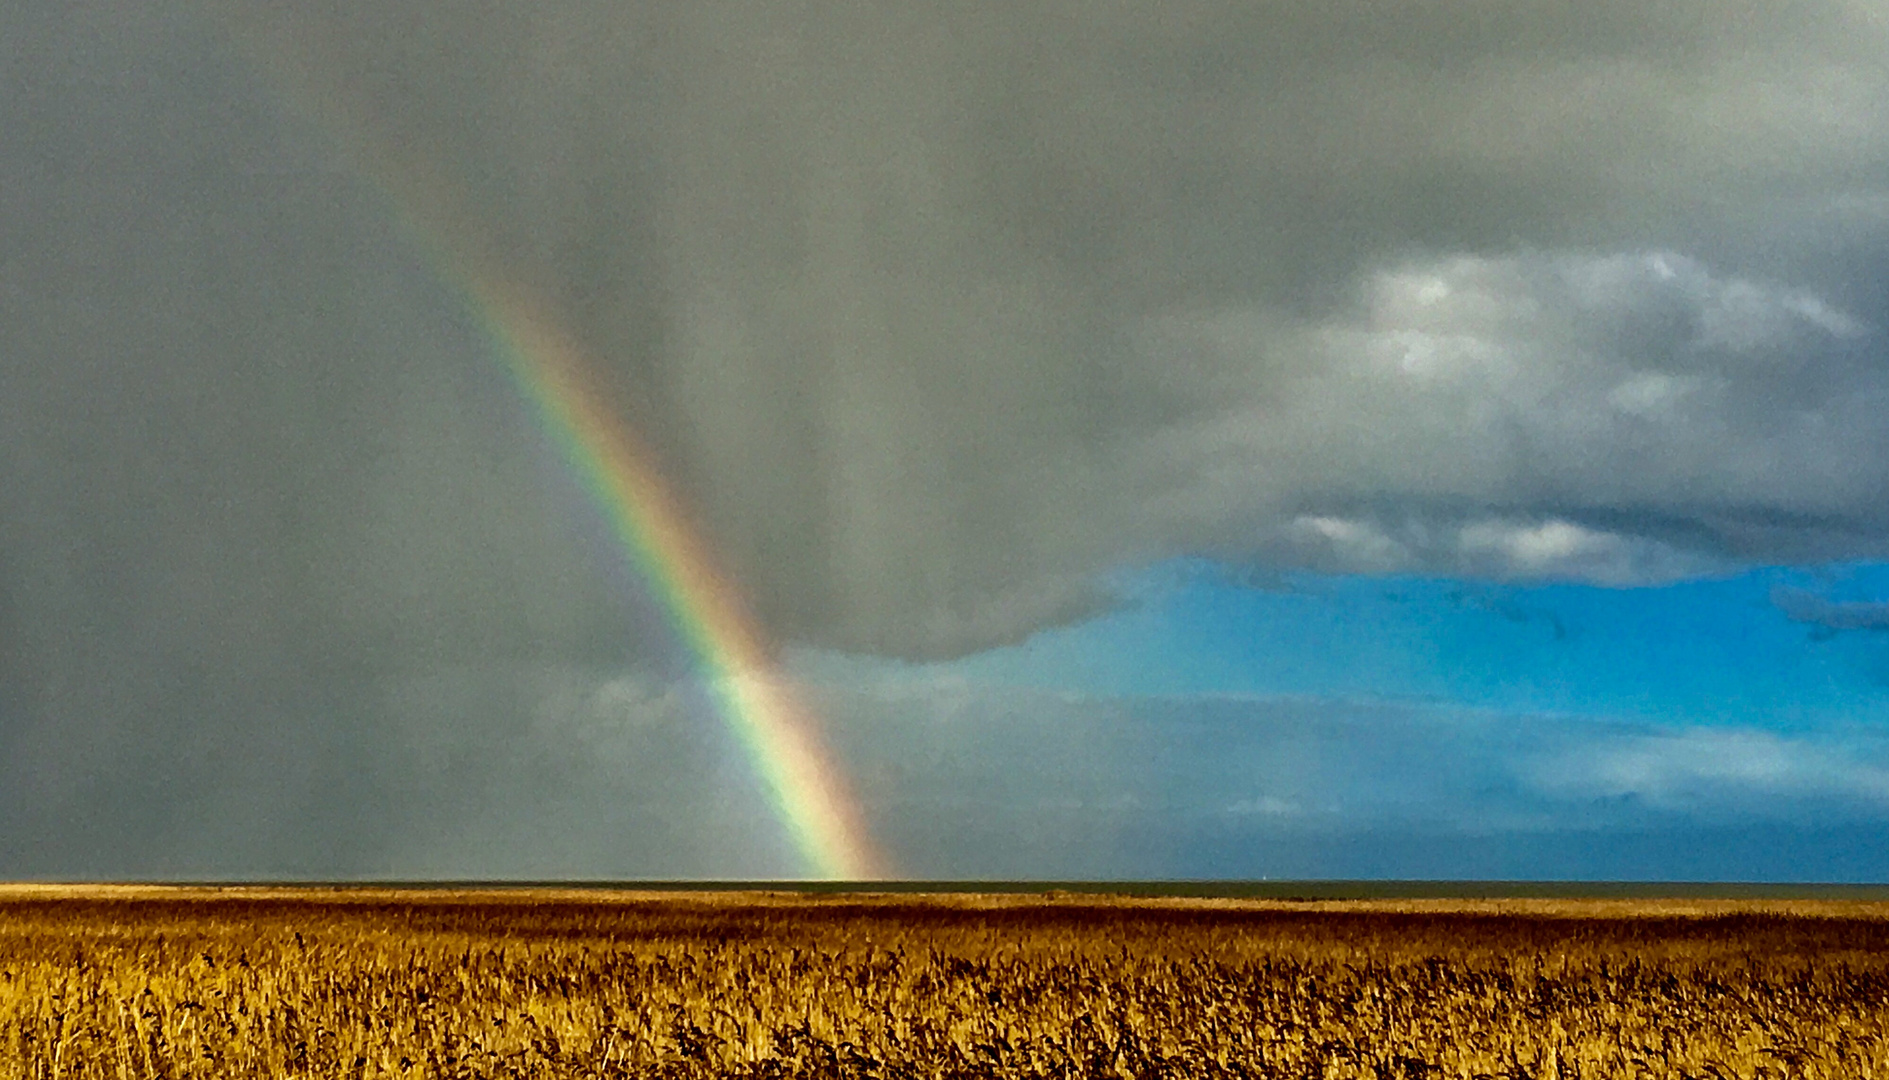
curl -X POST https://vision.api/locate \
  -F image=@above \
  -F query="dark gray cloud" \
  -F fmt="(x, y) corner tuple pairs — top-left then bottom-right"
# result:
(6, 0), (1889, 874)
(197, 0), (1889, 654)
(1773, 586), (1889, 634)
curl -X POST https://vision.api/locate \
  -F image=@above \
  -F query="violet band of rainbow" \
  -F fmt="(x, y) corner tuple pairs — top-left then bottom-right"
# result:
(482, 285), (887, 881)
(217, 19), (889, 879)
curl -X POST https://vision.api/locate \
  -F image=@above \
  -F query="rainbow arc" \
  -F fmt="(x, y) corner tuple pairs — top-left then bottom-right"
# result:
(227, 23), (887, 878)
(482, 283), (885, 880)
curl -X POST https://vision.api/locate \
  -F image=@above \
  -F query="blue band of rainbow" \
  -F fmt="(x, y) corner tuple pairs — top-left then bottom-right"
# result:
(222, 21), (887, 879)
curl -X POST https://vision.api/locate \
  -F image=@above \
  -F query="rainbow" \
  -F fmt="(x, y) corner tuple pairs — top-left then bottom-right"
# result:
(223, 23), (888, 880)
(469, 280), (887, 881)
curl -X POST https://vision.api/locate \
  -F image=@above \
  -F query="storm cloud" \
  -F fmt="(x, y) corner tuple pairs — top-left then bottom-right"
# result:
(185, 0), (1889, 656)
(5, 0), (1889, 874)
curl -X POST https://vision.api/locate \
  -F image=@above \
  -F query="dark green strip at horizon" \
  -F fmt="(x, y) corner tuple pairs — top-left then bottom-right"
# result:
(120, 880), (1889, 900)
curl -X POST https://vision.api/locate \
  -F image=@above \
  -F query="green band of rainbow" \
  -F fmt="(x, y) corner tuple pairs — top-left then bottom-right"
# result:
(219, 20), (887, 880)
(474, 282), (885, 880)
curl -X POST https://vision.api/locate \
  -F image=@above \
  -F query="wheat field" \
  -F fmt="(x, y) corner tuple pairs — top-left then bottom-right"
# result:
(1, 886), (1887, 1078)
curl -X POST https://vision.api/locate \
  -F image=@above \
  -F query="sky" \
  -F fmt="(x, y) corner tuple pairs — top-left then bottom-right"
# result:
(3, 0), (1889, 880)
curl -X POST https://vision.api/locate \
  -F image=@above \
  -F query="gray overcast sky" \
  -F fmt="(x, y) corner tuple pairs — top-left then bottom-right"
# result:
(4, 0), (1889, 878)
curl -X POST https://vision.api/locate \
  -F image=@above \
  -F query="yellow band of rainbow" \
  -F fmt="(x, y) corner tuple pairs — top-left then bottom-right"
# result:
(474, 281), (887, 881)
(218, 19), (888, 879)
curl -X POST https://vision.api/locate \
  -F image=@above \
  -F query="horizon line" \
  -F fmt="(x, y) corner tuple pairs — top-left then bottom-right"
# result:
(6, 880), (1889, 900)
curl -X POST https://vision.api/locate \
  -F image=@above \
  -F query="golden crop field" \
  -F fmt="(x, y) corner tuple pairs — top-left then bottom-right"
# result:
(1, 887), (1887, 1079)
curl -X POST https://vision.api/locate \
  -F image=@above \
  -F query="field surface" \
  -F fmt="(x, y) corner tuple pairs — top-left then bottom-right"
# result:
(2, 885), (1888, 1078)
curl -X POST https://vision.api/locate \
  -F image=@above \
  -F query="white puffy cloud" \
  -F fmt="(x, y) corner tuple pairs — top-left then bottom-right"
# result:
(1223, 795), (1303, 818)
(1136, 249), (1887, 583)
(1271, 511), (1723, 585)
(1453, 519), (1718, 585)
(1525, 727), (1889, 813)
